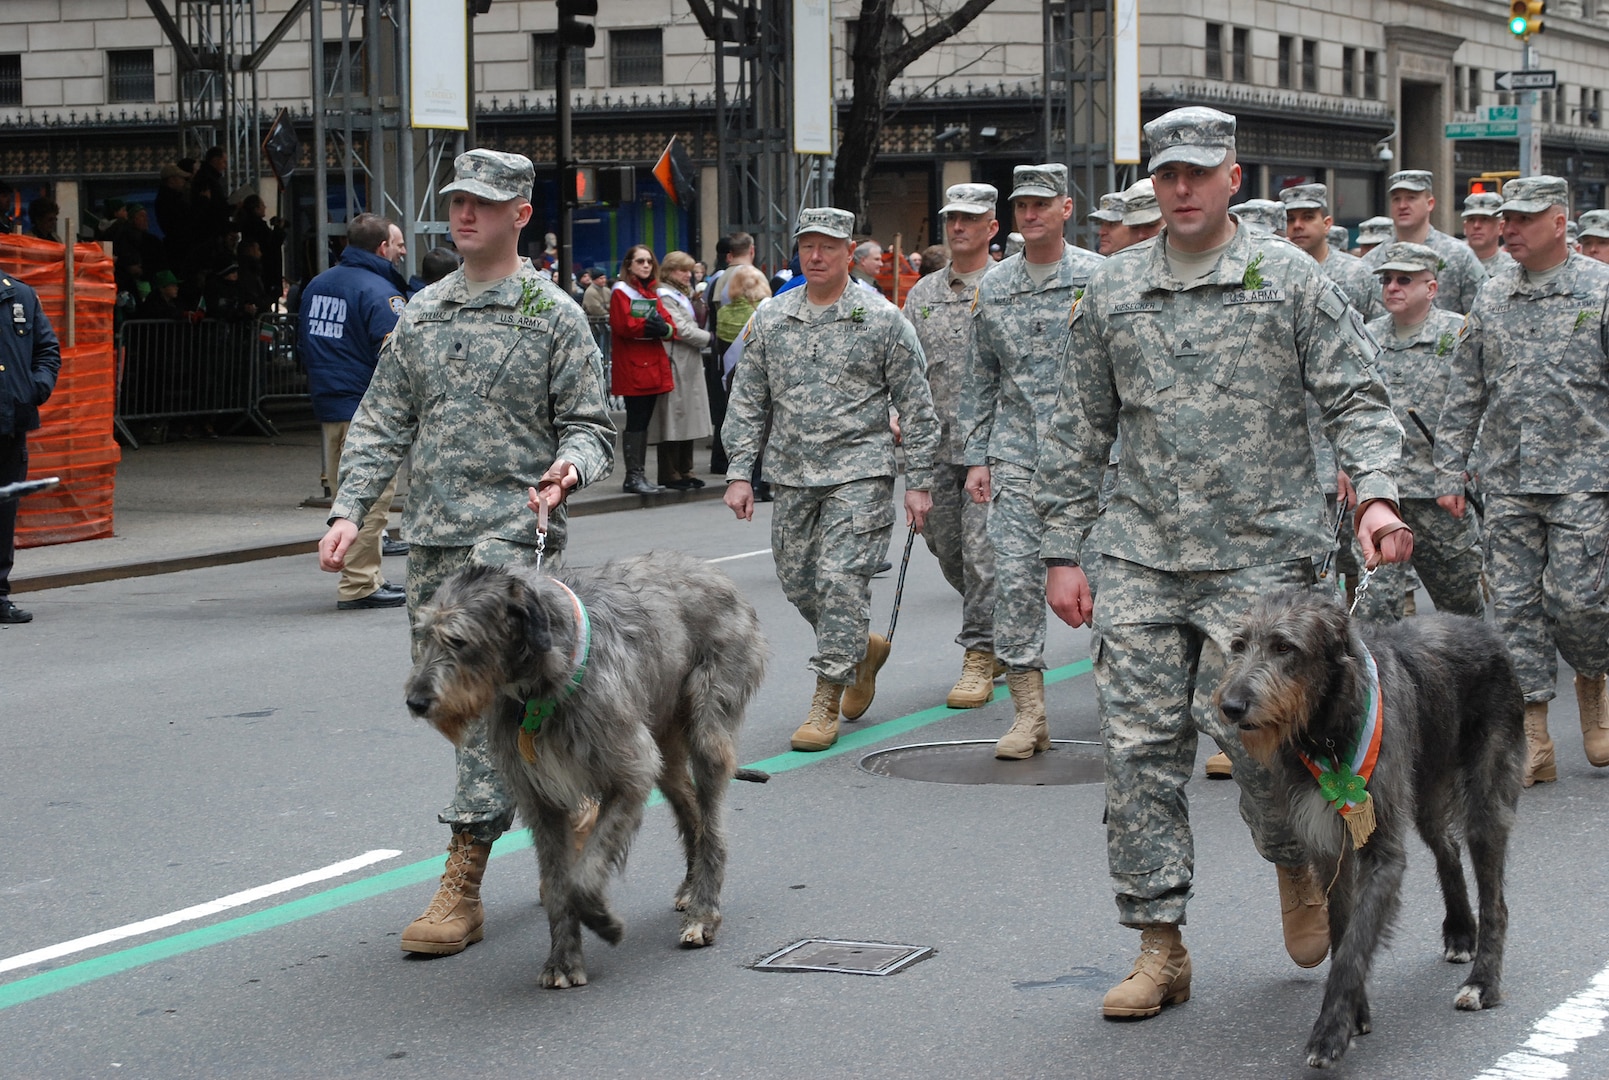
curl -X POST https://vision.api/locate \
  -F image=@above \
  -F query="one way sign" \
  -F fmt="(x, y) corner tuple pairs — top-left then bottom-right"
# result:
(1495, 69), (1557, 91)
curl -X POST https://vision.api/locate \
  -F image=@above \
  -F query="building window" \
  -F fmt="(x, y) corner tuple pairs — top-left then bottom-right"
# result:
(1205, 23), (1224, 81)
(609, 28), (662, 87)
(1342, 47), (1356, 97)
(322, 40), (367, 93)
(533, 33), (587, 90)
(1362, 51), (1379, 99)
(1232, 27), (1249, 83)
(107, 49), (155, 103)
(1277, 36), (1293, 89)
(1467, 67), (1481, 112)
(0, 54), (19, 108)
(1301, 40), (1317, 92)
(1594, 89), (1604, 128)
(1454, 65), (1466, 110)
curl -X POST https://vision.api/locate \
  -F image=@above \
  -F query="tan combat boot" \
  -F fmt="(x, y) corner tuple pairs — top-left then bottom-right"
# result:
(1523, 701), (1557, 787)
(401, 832), (491, 955)
(1576, 674), (1609, 768)
(995, 670), (1051, 759)
(1276, 863), (1330, 968)
(946, 649), (998, 709)
(791, 677), (843, 752)
(1102, 924), (1192, 1019)
(1204, 751), (1233, 779)
(840, 633), (891, 720)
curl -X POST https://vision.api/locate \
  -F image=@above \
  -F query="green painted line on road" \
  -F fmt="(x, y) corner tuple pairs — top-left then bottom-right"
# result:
(0, 658), (1092, 1012)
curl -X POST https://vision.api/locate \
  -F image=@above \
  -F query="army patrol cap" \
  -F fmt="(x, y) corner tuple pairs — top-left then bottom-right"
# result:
(1462, 192), (1504, 219)
(1567, 219), (1580, 244)
(1372, 241), (1440, 275)
(1500, 175), (1568, 214)
(1145, 107), (1236, 171)
(793, 206), (856, 240)
(1387, 170), (1434, 193)
(1088, 192), (1126, 223)
(1357, 216), (1394, 245)
(1578, 209), (1609, 240)
(1279, 183), (1328, 213)
(439, 149), (535, 202)
(1329, 225), (1350, 249)
(939, 183), (998, 217)
(1237, 199), (1286, 234)
(1120, 178), (1161, 226)
(1009, 164), (1069, 201)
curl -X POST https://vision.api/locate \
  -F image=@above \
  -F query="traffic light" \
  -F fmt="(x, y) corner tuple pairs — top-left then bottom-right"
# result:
(557, 0), (597, 49)
(597, 166), (636, 205)
(1470, 171), (1519, 196)
(567, 164), (597, 205)
(1508, 0), (1544, 38)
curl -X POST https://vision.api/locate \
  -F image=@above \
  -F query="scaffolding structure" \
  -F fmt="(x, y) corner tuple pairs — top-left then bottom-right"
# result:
(1044, 0), (1124, 246)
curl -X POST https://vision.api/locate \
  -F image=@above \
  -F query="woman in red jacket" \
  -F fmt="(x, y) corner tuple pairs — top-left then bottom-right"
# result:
(609, 244), (675, 494)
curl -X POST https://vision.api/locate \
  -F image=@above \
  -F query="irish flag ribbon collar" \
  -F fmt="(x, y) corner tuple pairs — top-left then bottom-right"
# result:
(1296, 644), (1383, 849)
(518, 579), (592, 764)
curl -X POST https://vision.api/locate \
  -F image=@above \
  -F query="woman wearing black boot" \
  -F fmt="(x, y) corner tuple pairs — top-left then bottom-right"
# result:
(608, 245), (674, 495)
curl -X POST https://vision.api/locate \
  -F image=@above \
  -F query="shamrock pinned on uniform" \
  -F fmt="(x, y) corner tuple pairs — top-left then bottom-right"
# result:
(1317, 761), (1368, 811)
(850, 306), (866, 323)
(1576, 309), (1594, 331)
(518, 277), (555, 318)
(1242, 252), (1266, 291)
(1436, 332), (1455, 357)
(919, 305), (932, 319)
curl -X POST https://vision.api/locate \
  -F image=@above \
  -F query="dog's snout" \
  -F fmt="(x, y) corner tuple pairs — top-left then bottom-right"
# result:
(405, 693), (433, 717)
(1219, 696), (1249, 723)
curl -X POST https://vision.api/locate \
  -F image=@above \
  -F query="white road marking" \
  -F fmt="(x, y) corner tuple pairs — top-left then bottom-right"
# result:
(0, 849), (402, 974)
(1471, 964), (1609, 1079)
(706, 548), (773, 564)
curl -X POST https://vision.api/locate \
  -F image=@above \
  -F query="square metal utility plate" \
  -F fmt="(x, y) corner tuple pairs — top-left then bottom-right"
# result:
(753, 939), (935, 976)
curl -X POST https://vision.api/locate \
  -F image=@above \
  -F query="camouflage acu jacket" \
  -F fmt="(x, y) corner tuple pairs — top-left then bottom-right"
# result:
(1036, 222), (1403, 571)
(330, 259), (617, 551)
(1363, 225), (1487, 315)
(1364, 307), (1468, 498)
(902, 264), (986, 465)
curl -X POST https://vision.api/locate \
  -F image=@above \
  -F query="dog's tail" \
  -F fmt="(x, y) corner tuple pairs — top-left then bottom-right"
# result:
(733, 767), (770, 783)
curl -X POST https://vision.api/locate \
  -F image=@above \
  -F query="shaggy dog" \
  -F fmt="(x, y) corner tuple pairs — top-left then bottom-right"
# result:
(404, 551), (766, 988)
(1215, 589), (1523, 1069)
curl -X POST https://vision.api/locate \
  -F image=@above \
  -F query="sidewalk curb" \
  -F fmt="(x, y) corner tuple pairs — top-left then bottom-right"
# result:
(12, 483), (729, 594)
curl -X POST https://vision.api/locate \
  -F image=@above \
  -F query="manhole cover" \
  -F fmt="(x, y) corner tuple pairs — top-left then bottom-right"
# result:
(859, 740), (1104, 786)
(753, 939), (935, 976)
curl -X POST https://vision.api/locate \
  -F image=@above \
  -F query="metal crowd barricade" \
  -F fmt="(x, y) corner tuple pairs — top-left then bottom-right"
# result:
(587, 313), (612, 390)
(250, 311), (308, 425)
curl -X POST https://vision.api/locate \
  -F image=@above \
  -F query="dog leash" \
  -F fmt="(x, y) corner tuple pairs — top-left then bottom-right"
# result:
(885, 524), (918, 643)
(1347, 520), (1414, 617)
(533, 489), (549, 574)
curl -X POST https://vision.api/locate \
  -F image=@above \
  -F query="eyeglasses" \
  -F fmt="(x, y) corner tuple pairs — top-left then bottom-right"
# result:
(631, 256), (653, 265)
(1382, 274), (1424, 287)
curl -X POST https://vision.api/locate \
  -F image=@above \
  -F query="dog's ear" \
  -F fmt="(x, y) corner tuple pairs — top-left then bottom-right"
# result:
(510, 576), (552, 657)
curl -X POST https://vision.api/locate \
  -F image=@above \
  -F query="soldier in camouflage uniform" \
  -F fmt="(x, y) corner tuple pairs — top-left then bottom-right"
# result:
(1281, 183), (1378, 317)
(1350, 242), (1483, 621)
(1329, 224), (1351, 253)
(1033, 107), (1412, 1019)
(1435, 175), (1609, 787)
(1234, 198), (1285, 236)
(1577, 209), (1609, 264)
(1355, 216), (1393, 255)
(963, 163), (1105, 760)
(902, 184), (1003, 709)
(1462, 191), (1516, 275)
(1089, 191), (1128, 255)
(1363, 170), (1487, 314)
(318, 149), (616, 956)
(722, 207), (938, 751)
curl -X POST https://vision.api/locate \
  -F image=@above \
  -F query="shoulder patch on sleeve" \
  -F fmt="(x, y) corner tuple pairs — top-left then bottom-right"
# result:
(389, 295), (406, 315)
(1316, 280), (1348, 322)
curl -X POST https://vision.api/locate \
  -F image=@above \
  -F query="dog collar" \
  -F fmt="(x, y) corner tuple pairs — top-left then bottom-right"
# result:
(521, 579), (592, 740)
(1296, 644), (1383, 850)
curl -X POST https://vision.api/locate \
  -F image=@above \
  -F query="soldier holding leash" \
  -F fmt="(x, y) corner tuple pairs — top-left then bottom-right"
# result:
(1034, 106), (1412, 1020)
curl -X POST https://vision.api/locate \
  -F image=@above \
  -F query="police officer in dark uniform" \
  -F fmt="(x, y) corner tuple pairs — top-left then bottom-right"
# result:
(0, 272), (62, 623)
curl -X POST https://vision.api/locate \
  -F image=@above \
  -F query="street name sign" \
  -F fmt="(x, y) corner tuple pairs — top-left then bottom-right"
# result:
(1445, 121), (1520, 139)
(1480, 105), (1521, 122)
(1494, 69), (1557, 91)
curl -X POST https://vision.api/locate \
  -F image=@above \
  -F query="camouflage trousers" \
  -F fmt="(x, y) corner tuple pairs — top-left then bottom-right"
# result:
(1350, 497), (1483, 621)
(1093, 555), (1313, 927)
(922, 462), (996, 652)
(986, 461), (1049, 672)
(1482, 493), (1609, 703)
(406, 538), (555, 845)
(772, 477), (895, 684)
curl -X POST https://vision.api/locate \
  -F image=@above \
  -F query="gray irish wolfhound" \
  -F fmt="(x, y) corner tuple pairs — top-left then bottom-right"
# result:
(404, 551), (767, 988)
(1214, 588), (1523, 1069)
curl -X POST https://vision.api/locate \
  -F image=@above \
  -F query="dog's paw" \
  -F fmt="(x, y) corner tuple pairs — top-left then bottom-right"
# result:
(1305, 1025), (1352, 1069)
(1443, 927), (1477, 963)
(679, 912), (721, 948)
(540, 963), (588, 989)
(1455, 981), (1499, 1010)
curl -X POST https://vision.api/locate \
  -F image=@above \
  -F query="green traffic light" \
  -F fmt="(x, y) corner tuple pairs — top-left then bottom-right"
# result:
(1509, 14), (1529, 33)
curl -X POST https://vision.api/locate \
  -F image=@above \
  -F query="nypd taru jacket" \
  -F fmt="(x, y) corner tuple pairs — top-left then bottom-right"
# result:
(0, 273), (61, 438)
(297, 245), (409, 423)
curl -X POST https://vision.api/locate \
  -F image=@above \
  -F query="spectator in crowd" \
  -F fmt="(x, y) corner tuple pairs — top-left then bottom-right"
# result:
(409, 247), (460, 294)
(715, 264), (774, 501)
(299, 211), (411, 610)
(138, 270), (188, 320)
(851, 240), (883, 293)
(0, 271), (61, 623)
(650, 250), (713, 489)
(907, 250), (924, 275)
(692, 261), (707, 288)
(204, 263), (257, 322)
(610, 244), (675, 495)
(706, 232), (757, 474)
(582, 267), (611, 317)
(27, 199), (59, 243)
(190, 146), (232, 250)
(234, 194), (288, 305)
(121, 204), (166, 273)
(155, 163), (193, 268)
(918, 243), (948, 277)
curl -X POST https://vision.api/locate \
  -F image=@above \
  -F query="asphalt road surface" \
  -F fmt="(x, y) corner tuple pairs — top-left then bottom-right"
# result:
(5, 496), (1608, 1079)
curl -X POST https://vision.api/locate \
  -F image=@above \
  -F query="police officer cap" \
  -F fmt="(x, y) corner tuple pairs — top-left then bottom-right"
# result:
(1578, 209), (1609, 240)
(1356, 216), (1394, 245)
(1120, 179), (1160, 227)
(1145, 107), (1236, 172)
(939, 183), (998, 217)
(1088, 192), (1126, 223)
(1461, 192), (1504, 219)
(439, 149), (535, 202)
(1387, 170), (1434, 193)
(1500, 175), (1568, 215)
(793, 206), (856, 240)
(1372, 241), (1440, 275)
(1009, 164), (1069, 201)
(1279, 183), (1328, 213)
(1237, 199), (1286, 234)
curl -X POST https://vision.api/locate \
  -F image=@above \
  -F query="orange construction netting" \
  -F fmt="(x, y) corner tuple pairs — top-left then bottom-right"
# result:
(2, 234), (121, 547)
